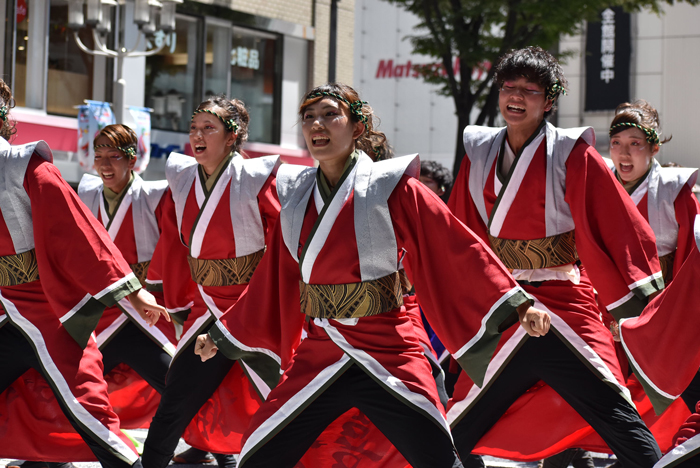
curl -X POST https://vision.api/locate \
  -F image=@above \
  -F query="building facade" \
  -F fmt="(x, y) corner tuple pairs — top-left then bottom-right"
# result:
(354, 0), (700, 172)
(0, 0), (355, 181)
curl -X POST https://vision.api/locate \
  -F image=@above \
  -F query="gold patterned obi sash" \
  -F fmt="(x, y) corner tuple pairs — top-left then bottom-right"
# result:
(187, 249), (264, 287)
(659, 251), (675, 284)
(487, 230), (578, 270)
(300, 271), (404, 319)
(0, 249), (40, 286)
(130, 260), (151, 286)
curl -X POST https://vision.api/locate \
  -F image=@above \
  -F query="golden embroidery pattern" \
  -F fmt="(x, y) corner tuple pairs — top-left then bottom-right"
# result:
(130, 261), (151, 287)
(659, 251), (675, 284)
(300, 271), (404, 319)
(188, 249), (264, 286)
(0, 249), (39, 286)
(488, 230), (578, 270)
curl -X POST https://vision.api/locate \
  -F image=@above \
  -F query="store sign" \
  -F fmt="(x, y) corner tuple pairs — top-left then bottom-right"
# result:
(584, 7), (631, 111)
(147, 30), (177, 54)
(374, 57), (491, 81)
(231, 46), (260, 70)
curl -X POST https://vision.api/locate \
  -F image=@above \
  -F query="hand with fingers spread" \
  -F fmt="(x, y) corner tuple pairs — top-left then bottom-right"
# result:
(195, 333), (218, 362)
(517, 302), (550, 337)
(127, 289), (170, 326)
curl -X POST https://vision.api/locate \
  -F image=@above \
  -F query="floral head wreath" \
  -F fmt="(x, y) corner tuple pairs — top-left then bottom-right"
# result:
(94, 144), (137, 159)
(307, 91), (368, 125)
(0, 105), (8, 122)
(546, 81), (567, 101)
(191, 108), (239, 133)
(609, 122), (660, 146)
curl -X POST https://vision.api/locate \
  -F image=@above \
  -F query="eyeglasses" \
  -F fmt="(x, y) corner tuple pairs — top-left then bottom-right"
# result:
(499, 85), (544, 97)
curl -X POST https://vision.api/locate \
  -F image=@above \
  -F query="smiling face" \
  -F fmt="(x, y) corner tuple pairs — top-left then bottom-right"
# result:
(93, 135), (135, 193)
(189, 106), (237, 174)
(609, 127), (658, 183)
(499, 77), (552, 135)
(301, 97), (365, 167)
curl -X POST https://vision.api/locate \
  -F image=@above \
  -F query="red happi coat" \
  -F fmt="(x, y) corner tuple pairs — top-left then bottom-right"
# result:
(0, 140), (141, 463)
(147, 151), (280, 453)
(621, 215), (700, 414)
(296, 289), (436, 468)
(594, 160), (700, 442)
(446, 123), (664, 461)
(209, 152), (531, 466)
(612, 159), (699, 284)
(77, 173), (177, 428)
(624, 216), (700, 468)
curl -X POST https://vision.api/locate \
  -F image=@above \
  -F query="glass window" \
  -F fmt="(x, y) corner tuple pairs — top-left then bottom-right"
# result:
(10, 0), (102, 115)
(145, 14), (202, 133)
(230, 26), (279, 145)
(47, 1), (97, 116)
(12, 0), (30, 107)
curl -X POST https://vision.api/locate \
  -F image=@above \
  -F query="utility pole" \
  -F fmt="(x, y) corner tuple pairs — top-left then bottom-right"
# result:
(328, 0), (339, 83)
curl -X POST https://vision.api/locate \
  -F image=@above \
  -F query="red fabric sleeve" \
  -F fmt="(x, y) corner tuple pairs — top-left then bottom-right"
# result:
(216, 218), (305, 371)
(154, 187), (168, 234)
(391, 176), (527, 358)
(257, 175), (281, 248)
(672, 184), (700, 278)
(447, 155), (489, 242)
(24, 154), (136, 313)
(564, 141), (661, 308)
(146, 189), (196, 313)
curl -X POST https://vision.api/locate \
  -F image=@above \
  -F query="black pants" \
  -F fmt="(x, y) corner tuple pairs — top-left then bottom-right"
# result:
(543, 448), (595, 468)
(681, 371), (700, 413)
(101, 321), (170, 394)
(244, 363), (462, 468)
(451, 331), (661, 468)
(0, 323), (139, 468)
(142, 325), (235, 468)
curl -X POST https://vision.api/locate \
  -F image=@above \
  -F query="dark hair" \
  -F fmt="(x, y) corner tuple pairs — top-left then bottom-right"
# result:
(610, 99), (670, 145)
(0, 78), (17, 142)
(420, 160), (453, 191)
(494, 46), (568, 117)
(299, 83), (393, 161)
(94, 124), (138, 159)
(195, 95), (249, 153)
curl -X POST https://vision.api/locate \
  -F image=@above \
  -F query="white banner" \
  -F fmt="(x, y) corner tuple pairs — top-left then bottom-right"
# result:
(77, 101), (115, 173)
(124, 106), (152, 174)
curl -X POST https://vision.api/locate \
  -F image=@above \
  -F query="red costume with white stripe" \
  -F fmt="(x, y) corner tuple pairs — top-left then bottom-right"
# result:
(446, 123), (664, 461)
(145, 152), (280, 453)
(210, 152), (531, 466)
(625, 215), (700, 467)
(0, 140), (141, 463)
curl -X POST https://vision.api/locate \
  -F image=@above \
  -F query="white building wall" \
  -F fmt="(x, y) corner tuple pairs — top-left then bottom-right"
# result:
(357, 2), (700, 171)
(354, 0), (458, 169)
(559, 4), (700, 168)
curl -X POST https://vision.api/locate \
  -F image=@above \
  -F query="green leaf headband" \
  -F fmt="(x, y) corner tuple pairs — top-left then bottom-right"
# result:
(94, 144), (137, 159)
(0, 105), (7, 122)
(307, 91), (368, 124)
(191, 108), (239, 133)
(609, 122), (660, 145)
(546, 82), (567, 101)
